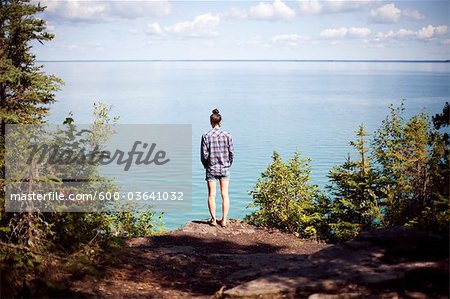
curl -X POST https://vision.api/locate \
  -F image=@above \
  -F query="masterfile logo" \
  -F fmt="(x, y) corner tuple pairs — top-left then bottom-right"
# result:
(5, 124), (192, 212)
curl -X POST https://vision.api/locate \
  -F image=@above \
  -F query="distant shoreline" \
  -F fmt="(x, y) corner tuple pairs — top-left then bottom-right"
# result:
(37, 59), (450, 63)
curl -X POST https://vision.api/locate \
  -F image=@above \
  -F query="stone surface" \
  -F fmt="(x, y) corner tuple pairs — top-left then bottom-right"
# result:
(67, 221), (448, 298)
(223, 226), (448, 298)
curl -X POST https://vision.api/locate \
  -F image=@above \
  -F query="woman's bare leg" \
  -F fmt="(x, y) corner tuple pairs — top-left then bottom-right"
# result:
(207, 180), (217, 220)
(219, 179), (230, 225)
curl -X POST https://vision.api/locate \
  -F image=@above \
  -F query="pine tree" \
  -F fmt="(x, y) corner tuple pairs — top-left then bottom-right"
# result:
(327, 124), (382, 242)
(0, 0), (63, 175)
(246, 151), (323, 239)
(0, 0), (62, 124)
(0, 0), (62, 246)
(428, 103), (450, 232)
(372, 103), (439, 227)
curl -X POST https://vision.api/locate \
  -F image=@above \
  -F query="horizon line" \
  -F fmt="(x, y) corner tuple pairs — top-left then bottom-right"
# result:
(37, 59), (450, 63)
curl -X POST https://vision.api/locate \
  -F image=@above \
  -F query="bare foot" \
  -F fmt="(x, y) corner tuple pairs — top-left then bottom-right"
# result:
(208, 218), (217, 226)
(219, 219), (227, 227)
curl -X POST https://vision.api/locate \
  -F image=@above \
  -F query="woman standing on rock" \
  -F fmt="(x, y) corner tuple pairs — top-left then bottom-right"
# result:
(201, 108), (234, 227)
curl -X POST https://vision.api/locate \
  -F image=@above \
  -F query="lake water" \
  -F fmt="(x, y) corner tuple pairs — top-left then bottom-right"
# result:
(43, 61), (449, 230)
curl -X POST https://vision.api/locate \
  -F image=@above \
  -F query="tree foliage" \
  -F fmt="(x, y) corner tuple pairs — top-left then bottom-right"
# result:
(429, 102), (450, 231)
(0, 2), (165, 296)
(0, 0), (63, 124)
(372, 103), (448, 229)
(0, 0), (63, 250)
(245, 151), (325, 239)
(247, 103), (449, 242)
(326, 124), (383, 242)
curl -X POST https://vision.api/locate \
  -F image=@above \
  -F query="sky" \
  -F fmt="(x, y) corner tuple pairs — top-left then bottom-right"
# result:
(31, 0), (450, 60)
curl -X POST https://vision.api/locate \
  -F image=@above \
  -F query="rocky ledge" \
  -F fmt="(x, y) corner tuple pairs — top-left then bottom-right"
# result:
(70, 219), (449, 298)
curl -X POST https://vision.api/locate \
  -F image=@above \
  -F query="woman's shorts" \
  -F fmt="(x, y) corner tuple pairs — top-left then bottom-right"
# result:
(205, 171), (230, 182)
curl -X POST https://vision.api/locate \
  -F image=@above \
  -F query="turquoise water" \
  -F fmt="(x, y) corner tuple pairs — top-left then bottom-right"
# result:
(43, 61), (449, 230)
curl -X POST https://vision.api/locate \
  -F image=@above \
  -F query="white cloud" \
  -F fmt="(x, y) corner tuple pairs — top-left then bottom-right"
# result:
(241, 34), (309, 48)
(224, 0), (296, 22)
(272, 34), (307, 42)
(375, 29), (416, 40)
(248, 0), (296, 21)
(298, 0), (323, 14)
(147, 22), (164, 36)
(299, 0), (375, 15)
(144, 13), (222, 39)
(39, 0), (171, 23)
(320, 27), (371, 39)
(226, 7), (248, 20)
(348, 27), (372, 38)
(109, 1), (171, 19)
(320, 27), (347, 38)
(370, 3), (401, 23)
(239, 36), (271, 48)
(64, 42), (103, 51)
(375, 25), (448, 42)
(41, 1), (108, 23)
(272, 34), (309, 46)
(165, 13), (220, 38)
(393, 29), (416, 38)
(402, 9), (425, 20)
(417, 25), (448, 40)
(325, 0), (374, 12)
(299, 0), (425, 23)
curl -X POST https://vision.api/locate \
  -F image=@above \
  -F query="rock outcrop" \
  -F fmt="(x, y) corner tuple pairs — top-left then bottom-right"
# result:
(224, 226), (448, 298)
(70, 220), (448, 298)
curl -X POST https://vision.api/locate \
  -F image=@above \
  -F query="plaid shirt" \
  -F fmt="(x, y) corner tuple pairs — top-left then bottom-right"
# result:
(201, 127), (234, 176)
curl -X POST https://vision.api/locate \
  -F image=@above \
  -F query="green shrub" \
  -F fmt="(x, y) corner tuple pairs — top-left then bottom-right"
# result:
(246, 103), (449, 243)
(245, 151), (325, 239)
(372, 103), (449, 231)
(326, 125), (383, 242)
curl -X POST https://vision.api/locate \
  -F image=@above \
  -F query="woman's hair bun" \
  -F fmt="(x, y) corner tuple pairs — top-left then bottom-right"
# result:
(212, 108), (220, 115)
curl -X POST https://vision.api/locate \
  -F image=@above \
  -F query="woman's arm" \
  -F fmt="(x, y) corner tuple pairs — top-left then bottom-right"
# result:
(200, 135), (209, 169)
(228, 134), (234, 166)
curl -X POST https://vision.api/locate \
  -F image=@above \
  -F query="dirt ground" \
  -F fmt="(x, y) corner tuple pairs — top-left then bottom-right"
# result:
(41, 220), (449, 298)
(69, 219), (329, 298)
